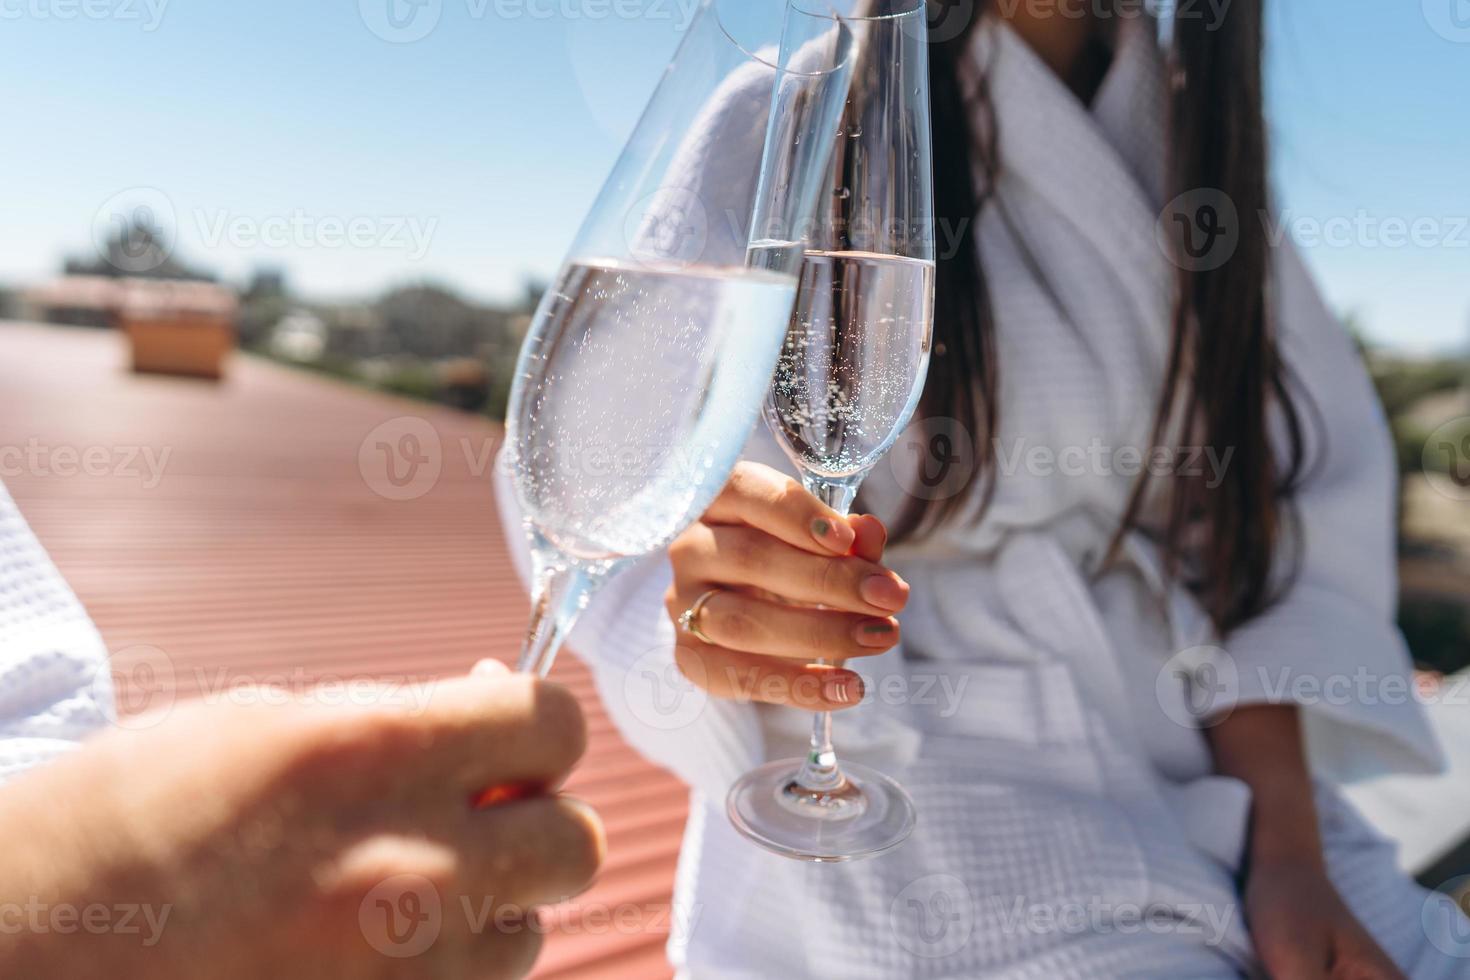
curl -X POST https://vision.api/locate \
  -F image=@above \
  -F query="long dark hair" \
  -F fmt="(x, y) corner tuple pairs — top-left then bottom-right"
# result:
(891, 1), (1307, 633)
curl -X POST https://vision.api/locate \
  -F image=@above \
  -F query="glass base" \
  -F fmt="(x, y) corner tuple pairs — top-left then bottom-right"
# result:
(726, 758), (916, 862)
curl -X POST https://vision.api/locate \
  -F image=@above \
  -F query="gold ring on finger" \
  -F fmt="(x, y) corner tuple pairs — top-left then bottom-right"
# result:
(677, 588), (721, 644)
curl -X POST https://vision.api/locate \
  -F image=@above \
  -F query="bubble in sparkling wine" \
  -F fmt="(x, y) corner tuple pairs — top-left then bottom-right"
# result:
(510, 258), (796, 561)
(751, 248), (934, 482)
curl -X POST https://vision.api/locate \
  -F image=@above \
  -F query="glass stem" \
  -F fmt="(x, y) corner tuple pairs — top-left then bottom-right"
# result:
(517, 554), (596, 677)
(795, 477), (859, 793)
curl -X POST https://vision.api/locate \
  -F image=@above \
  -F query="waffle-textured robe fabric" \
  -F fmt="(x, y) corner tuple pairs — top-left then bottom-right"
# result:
(495, 15), (1469, 979)
(0, 481), (113, 782)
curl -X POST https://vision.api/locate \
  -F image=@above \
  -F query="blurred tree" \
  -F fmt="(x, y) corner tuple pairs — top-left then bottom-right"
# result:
(1360, 322), (1470, 674)
(65, 213), (214, 282)
(1399, 594), (1470, 675)
(376, 283), (484, 359)
(1374, 359), (1466, 422)
(373, 283), (522, 416)
(520, 277), (547, 314)
(377, 360), (439, 402)
(237, 268), (292, 350)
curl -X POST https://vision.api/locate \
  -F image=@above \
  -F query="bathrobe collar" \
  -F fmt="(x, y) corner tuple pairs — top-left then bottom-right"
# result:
(964, 14), (1177, 365)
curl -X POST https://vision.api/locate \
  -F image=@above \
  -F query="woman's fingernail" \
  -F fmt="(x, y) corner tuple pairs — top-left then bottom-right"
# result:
(822, 671), (865, 705)
(810, 518), (854, 553)
(854, 619), (897, 648)
(860, 574), (909, 611)
(472, 658), (509, 677)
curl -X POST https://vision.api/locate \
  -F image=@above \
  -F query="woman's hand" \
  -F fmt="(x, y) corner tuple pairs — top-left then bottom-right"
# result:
(664, 461), (910, 711)
(1246, 859), (1404, 980)
(0, 663), (603, 980)
(1207, 705), (1404, 979)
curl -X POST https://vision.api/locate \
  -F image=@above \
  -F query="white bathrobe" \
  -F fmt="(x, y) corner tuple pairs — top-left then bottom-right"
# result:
(0, 481), (114, 781)
(496, 16), (1469, 980)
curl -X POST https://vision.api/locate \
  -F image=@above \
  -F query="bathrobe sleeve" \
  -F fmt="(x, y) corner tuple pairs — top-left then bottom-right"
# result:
(0, 482), (114, 783)
(1207, 239), (1445, 781)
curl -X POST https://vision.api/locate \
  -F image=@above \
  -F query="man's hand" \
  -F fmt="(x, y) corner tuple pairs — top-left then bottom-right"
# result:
(0, 662), (603, 980)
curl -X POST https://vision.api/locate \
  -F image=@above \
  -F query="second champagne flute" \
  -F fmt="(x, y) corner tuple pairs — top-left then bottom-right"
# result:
(726, 0), (935, 862)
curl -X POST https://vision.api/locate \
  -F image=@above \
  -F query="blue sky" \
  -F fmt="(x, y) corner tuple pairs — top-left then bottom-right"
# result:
(1, 0), (1466, 351)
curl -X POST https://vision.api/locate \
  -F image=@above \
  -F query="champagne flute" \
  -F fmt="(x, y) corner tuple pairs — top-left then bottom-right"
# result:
(727, 0), (934, 862)
(504, 0), (854, 678)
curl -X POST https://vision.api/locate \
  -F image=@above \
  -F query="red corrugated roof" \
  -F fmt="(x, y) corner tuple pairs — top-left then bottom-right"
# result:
(0, 320), (683, 978)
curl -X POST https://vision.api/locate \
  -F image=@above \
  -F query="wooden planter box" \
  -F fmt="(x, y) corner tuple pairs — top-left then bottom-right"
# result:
(118, 281), (238, 380)
(123, 315), (235, 380)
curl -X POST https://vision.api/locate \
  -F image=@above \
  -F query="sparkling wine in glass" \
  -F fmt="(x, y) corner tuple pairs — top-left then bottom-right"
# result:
(727, 0), (934, 862)
(503, 0), (855, 678)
